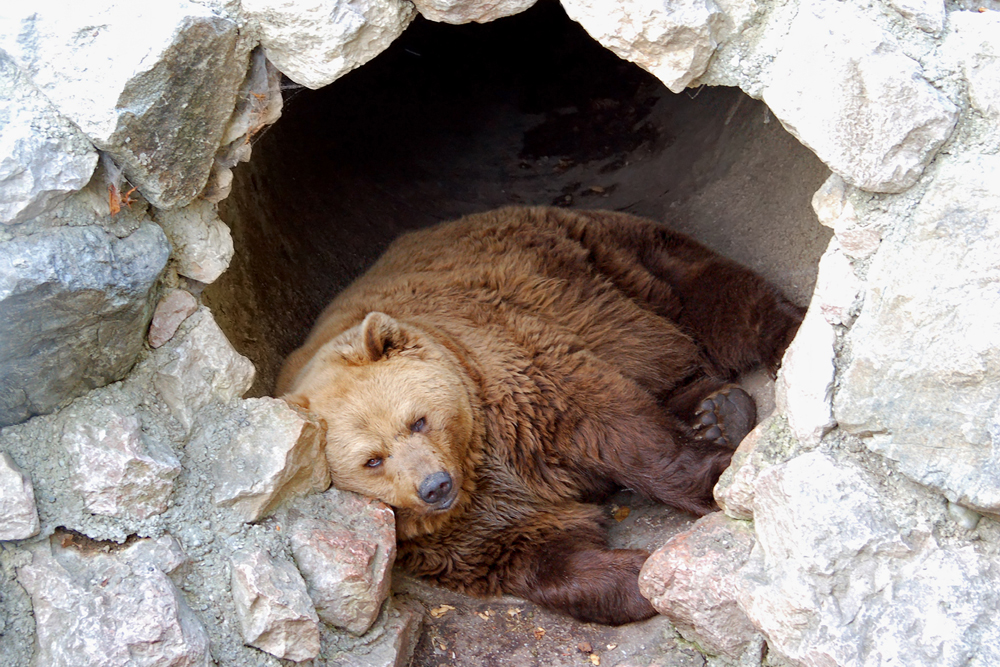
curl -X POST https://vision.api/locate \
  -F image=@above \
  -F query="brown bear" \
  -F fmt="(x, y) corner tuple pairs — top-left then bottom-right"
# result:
(277, 206), (802, 625)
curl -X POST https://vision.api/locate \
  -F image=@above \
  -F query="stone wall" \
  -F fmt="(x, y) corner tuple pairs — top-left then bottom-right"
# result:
(1, 1), (998, 666)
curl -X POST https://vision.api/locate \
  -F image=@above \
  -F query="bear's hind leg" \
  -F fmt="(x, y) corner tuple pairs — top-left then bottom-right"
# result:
(508, 530), (656, 626)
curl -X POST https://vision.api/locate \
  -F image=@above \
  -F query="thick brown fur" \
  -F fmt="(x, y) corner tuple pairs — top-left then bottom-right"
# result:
(278, 206), (803, 625)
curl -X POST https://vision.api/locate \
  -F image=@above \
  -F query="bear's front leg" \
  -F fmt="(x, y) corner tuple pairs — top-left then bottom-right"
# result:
(506, 533), (657, 625)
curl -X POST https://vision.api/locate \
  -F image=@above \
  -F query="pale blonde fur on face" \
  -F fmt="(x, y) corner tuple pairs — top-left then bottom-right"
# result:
(283, 313), (479, 538)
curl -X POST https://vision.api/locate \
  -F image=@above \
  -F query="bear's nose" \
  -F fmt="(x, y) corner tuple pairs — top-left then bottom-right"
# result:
(418, 471), (453, 505)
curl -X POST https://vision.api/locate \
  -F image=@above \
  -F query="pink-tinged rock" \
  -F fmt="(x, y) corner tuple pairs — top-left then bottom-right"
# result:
(639, 512), (758, 660)
(17, 532), (210, 667)
(231, 549), (320, 662)
(148, 288), (198, 349)
(287, 487), (396, 635)
(212, 397), (330, 521)
(0, 451), (40, 540)
(62, 407), (181, 520)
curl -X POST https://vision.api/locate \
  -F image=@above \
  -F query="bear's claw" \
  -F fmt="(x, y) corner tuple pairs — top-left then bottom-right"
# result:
(692, 385), (756, 449)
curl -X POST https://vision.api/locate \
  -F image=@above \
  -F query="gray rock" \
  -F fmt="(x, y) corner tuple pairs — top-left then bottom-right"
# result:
(212, 397), (329, 521)
(153, 200), (234, 284)
(762, 0), (957, 193)
(835, 154), (1000, 515)
(0, 54), (97, 226)
(0, 451), (39, 540)
(242, 0), (416, 90)
(738, 451), (1000, 667)
(323, 596), (424, 667)
(17, 533), (211, 667)
(0, 2), (245, 209)
(562, 0), (724, 94)
(150, 307), (255, 431)
(230, 548), (321, 662)
(62, 406), (181, 520)
(639, 512), (759, 660)
(0, 222), (169, 427)
(285, 487), (396, 635)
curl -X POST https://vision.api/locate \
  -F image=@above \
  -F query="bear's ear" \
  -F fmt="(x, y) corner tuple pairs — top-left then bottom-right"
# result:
(359, 311), (415, 362)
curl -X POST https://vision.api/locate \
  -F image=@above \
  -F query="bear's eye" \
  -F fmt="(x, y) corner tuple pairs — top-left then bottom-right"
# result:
(410, 417), (426, 433)
(364, 457), (384, 469)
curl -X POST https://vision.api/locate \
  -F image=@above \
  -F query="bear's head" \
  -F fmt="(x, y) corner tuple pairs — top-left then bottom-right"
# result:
(283, 312), (482, 539)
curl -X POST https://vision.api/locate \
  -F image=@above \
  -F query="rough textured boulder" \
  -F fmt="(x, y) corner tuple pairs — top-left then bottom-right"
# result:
(639, 512), (759, 660)
(230, 549), (321, 662)
(285, 488), (397, 635)
(0, 1), (246, 209)
(212, 397), (330, 521)
(0, 222), (169, 427)
(761, 1), (957, 193)
(836, 154), (1000, 515)
(0, 55), (97, 226)
(739, 451), (1000, 667)
(17, 534), (211, 667)
(242, 0), (416, 89)
(562, 0), (724, 93)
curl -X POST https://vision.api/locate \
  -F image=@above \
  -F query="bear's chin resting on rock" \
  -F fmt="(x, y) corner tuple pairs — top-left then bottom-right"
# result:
(278, 205), (803, 626)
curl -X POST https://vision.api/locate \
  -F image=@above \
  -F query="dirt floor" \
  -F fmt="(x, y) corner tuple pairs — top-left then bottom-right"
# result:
(204, 2), (831, 664)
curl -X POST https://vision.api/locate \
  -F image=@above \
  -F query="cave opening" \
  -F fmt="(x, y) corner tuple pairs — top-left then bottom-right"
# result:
(204, 0), (831, 398)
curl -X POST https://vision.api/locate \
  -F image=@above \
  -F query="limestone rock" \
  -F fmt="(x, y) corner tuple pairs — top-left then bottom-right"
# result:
(0, 222), (170, 427)
(0, 1), (245, 209)
(0, 54), (97, 226)
(151, 307), (255, 430)
(17, 533), (211, 667)
(774, 302), (837, 447)
(639, 512), (758, 660)
(230, 549), (321, 662)
(886, 0), (945, 34)
(204, 48), (284, 203)
(835, 154), (1000, 514)
(714, 415), (802, 521)
(148, 288), (199, 349)
(0, 451), (40, 540)
(324, 596), (425, 667)
(811, 174), (881, 260)
(212, 397), (329, 521)
(286, 487), (396, 635)
(243, 0), (416, 90)
(946, 11), (1000, 120)
(763, 1), (957, 193)
(153, 199), (234, 284)
(812, 240), (862, 327)
(62, 407), (181, 520)
(562, 0), (724, 93)
(739, 451), (1000, 667)
(412, 0), (537, 24)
